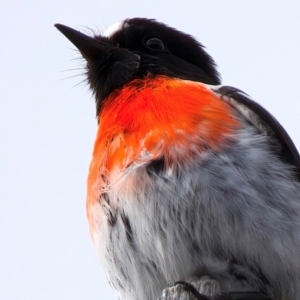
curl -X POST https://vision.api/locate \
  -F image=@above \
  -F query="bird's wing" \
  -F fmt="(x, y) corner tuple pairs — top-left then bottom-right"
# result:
(212, 86), (300, 180)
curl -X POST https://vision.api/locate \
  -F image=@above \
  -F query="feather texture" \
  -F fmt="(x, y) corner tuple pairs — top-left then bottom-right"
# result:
(87, 77), (300, 300)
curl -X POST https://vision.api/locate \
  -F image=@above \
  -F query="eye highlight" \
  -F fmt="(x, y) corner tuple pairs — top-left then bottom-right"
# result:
(144, 37), (165, 51)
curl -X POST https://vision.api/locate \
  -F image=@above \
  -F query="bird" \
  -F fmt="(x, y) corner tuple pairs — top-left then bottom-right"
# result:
(55, 18), (300, 300)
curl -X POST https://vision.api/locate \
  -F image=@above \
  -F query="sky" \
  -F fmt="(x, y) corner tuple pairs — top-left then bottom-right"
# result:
(1, 1), (300, 300)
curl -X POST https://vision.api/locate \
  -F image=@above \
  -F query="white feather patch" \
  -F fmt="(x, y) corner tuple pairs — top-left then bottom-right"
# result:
(103, 21), (124, 37)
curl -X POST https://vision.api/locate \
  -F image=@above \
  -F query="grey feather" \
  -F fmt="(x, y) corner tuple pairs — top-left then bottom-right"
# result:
(93, 84), (300, 300)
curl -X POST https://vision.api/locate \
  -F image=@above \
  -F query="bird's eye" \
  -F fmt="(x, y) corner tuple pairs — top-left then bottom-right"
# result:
(145, 37), (165, 51)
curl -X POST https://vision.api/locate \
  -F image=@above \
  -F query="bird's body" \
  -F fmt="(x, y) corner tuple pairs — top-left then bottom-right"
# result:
(55, 18), (300, 300)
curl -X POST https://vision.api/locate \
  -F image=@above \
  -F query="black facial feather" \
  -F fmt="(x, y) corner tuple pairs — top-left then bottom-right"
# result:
(87, 46), (140, 115)
(85, 18), (221, 115)
(124, 18), (221, 83)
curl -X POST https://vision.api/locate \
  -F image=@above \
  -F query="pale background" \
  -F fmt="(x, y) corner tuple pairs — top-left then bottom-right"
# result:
(1, 1), (300, 299)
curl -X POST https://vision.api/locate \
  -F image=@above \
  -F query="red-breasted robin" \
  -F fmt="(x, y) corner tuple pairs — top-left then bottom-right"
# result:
(55, 18), (300, 300)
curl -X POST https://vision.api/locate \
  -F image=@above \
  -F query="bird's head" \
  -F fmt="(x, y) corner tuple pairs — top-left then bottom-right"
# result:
(55, 18), (221, 115)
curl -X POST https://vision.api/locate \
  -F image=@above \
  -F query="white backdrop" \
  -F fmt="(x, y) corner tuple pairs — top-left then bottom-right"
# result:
(1, 1), (300, 299)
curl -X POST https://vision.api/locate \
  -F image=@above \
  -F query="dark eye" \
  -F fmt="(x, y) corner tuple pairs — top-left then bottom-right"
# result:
(145, 37), (165, 51)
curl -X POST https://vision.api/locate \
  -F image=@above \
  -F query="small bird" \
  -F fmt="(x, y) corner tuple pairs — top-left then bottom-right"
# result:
(55, 18), (300, 300)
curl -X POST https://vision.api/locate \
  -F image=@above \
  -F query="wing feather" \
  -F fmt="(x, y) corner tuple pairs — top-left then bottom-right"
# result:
(213, 86), (300, 180)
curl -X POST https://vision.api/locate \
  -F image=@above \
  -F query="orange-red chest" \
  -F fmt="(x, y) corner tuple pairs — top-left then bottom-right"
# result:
(86, 76), (240, 232)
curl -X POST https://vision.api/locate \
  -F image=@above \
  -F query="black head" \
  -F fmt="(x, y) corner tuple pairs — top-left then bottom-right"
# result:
(55, 18), (221, 115)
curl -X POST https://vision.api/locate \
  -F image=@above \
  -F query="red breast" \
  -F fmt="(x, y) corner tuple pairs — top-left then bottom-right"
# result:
(86, 76), (240, 233)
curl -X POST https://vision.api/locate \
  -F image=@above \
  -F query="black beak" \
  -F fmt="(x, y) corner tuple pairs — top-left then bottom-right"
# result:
(54, 24), (113, 61)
